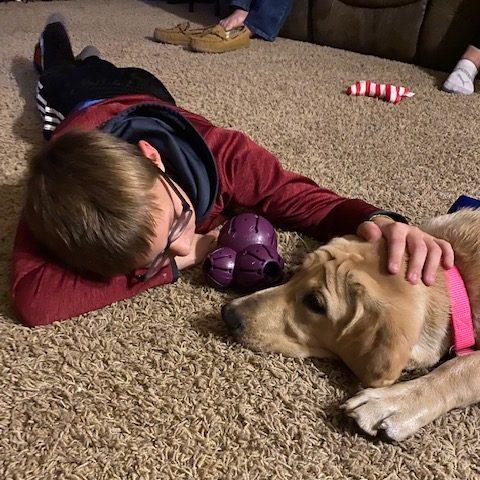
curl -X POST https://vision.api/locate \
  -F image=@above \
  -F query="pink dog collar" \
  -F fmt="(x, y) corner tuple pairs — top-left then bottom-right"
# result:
(445, 266), (476, 356)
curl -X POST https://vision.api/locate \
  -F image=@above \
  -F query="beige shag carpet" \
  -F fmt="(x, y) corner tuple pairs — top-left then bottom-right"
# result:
(1, 1), (480, 478)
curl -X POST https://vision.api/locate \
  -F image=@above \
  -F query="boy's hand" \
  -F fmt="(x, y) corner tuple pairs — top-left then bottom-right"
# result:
(357, 216), (454, 286)
(175, 229), (219, 271)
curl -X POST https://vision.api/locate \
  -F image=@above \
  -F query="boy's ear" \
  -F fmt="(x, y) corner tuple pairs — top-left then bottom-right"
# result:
(138, 140), (165, 171)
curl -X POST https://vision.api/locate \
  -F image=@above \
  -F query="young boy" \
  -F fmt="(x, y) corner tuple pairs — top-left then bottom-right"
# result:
(12, 15), (454, 327)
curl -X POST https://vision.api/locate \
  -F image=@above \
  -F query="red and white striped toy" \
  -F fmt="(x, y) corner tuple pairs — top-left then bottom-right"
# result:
(346, 81), (415, 104)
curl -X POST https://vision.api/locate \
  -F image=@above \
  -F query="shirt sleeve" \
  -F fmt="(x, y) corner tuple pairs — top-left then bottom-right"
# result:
(10, 221), (178, 327)
(210, 129), (383, 242)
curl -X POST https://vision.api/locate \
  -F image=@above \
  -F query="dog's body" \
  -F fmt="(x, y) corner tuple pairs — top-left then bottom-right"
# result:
(222, 209), (480, 440)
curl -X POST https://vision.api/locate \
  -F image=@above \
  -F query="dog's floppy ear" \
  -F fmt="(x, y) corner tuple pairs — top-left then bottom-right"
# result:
(336, 281), (413, 387)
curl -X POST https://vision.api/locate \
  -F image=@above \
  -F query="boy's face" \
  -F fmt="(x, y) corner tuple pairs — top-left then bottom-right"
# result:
(138, 141), (196, 267)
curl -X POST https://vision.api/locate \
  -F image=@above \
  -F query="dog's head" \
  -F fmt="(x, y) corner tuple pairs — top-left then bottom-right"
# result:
(222, 236), (427, 387)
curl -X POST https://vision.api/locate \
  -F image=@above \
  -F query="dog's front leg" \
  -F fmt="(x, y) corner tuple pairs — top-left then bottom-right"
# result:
(342, 351), (480, 441)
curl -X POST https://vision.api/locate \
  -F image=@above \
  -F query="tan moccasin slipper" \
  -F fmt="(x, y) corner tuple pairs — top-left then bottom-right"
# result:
(153, 22), (213, 47)
(190, 25), (250, 53)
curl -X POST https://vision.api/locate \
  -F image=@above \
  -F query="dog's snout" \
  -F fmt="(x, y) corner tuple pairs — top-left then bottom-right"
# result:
(222, 304), (244, 332)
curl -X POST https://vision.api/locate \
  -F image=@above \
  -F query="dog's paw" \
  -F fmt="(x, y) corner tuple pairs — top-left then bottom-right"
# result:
(342, 383), (425, 441)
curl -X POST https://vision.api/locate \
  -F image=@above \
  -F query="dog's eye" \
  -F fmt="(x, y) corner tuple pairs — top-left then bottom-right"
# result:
(302, 293), (325, 314)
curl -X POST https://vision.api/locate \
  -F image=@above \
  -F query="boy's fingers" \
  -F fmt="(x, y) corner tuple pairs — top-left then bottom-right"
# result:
(360, 221), (453, 284)
(437, 239), (455, 269)
(421, 242), (442, 286)
(357, 221), (382, 241)
(386, 232), (407, 274)
(405, 237), (427, 284)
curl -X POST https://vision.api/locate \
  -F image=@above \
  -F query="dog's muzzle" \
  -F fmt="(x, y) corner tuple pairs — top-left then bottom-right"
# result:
(221, 303), (245, 333)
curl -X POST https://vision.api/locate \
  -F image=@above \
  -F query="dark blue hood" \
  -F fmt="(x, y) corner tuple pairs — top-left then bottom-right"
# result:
(100, 102), (218, 224)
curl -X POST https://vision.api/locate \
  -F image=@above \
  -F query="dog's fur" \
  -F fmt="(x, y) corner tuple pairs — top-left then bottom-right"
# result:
(222, 209), (480, 440)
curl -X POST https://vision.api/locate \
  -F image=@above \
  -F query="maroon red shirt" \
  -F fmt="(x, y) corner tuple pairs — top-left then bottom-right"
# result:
(11, 95), (379, 327)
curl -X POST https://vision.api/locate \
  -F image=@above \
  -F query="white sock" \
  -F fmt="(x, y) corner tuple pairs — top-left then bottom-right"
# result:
(46, 13), (66, 26)
(443, 59), (478, 95)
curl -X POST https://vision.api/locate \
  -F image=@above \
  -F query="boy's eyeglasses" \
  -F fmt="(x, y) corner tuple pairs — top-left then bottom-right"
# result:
(135, 168), (192, 282)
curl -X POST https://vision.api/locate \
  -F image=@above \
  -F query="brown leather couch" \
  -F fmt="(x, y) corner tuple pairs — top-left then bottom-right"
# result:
(281, 0), (480, 71)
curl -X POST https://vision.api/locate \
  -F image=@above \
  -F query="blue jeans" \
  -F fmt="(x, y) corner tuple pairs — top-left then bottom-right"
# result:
(230, 0), (294, 41)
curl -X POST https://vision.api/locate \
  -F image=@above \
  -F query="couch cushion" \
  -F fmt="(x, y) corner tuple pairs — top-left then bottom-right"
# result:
(339, 0), (420, 6)
(311, 0), (428, 62)
(417, 0), (480, 71)
(279, 0), (310, 41)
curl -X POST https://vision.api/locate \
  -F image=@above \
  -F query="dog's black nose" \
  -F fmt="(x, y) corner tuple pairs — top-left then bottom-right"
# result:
(221, 304), (244, 332)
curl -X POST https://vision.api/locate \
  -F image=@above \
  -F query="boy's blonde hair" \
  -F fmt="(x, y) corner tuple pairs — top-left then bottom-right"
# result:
(24, 129), (160, 277)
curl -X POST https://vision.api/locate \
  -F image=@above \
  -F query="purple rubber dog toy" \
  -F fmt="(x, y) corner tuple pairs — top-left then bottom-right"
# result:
(234, 244), (284, 291)
(203, 247), (237, 289)
(217, 213), (277, 252)
(203, 213), (284, 290)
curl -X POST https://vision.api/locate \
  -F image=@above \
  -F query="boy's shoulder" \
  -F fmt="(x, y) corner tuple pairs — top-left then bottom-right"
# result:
(52, 94), (165, 139)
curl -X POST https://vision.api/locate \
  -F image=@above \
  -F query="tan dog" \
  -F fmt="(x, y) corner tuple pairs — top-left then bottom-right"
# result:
(222, 209), (480, 440)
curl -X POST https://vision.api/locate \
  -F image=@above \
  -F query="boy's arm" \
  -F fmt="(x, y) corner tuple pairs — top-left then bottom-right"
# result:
(212, 130), (397, 241)
(205, 126), (449, 288)
(10, 221), (178, 327)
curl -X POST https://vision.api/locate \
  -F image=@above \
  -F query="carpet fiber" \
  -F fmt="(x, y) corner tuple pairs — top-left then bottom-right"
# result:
(1, 1), (480, 479)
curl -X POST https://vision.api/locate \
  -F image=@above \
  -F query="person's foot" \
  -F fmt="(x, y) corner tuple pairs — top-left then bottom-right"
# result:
(46, 13), (66, 26)
(153, 22), (213, 46)
(219, 9), (248, 31)
(34, 14), (67, 74)
(76, 45), (100, 61)
(190, 25), (250, 54)
(442, 59), (477, 95)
